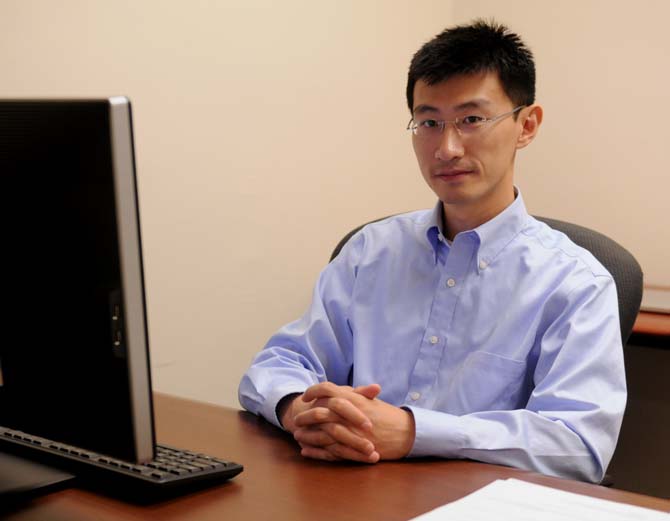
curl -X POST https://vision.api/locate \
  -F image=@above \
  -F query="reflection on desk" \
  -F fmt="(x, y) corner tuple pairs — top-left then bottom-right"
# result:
(633, 311), (670, 337)
(3, 394), (670, 521)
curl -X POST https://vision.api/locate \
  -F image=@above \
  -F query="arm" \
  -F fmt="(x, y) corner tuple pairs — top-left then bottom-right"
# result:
(238, 233), (363, 427)
(292, 276), (625, 483)
(406, 275), (625, 483)
(238, 232), (382, 462)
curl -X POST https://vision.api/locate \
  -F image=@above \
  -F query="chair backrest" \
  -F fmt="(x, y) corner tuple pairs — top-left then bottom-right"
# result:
(330, 215), (643, 344)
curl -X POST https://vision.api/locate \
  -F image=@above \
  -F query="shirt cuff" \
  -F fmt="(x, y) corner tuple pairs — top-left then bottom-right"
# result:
(260, 384), (310, 429)
(404, 405), (465, 458)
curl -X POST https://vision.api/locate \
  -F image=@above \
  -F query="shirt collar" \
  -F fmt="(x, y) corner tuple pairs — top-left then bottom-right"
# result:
(425, 202), (447, 264)
(425, 188), (531, 269)
(473, 189), (530, 272)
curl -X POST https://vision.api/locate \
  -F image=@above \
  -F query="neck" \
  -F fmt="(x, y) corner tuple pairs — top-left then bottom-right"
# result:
(442, 188), (516, 240)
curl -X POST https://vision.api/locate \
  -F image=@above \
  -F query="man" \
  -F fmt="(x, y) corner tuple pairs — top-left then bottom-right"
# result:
(238, 20), (625, 483)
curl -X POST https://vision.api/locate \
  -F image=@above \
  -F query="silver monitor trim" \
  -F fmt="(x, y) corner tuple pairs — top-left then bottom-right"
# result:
(108, 97), (154, 462)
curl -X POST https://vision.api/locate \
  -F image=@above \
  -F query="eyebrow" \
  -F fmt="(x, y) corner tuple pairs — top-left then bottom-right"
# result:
(413, 98), (492, 116)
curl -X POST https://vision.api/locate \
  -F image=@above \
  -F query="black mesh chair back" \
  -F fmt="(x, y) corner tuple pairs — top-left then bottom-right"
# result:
(330, 215), (643, 343)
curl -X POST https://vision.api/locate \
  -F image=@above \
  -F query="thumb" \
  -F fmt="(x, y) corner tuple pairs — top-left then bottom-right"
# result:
(353, 383), (382, 399)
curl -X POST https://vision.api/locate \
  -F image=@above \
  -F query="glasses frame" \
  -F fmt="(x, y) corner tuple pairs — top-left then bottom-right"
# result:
(407, 105), (526, 137)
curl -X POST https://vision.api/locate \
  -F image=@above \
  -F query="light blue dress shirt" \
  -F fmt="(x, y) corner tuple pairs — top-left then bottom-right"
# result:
(238, 192), (626, 483)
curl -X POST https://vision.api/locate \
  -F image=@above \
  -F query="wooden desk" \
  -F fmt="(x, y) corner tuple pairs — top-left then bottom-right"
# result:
(4, 394), (670, 520)
(607, 310), (670, 498)
(633, 311), (670, 337)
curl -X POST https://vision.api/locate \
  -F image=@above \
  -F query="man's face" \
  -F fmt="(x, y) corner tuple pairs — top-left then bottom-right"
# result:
(411, 71), (528, 222)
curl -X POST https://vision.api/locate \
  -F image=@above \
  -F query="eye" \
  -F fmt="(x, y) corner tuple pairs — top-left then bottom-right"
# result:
(419, 119), (440, 129)
(460, 115), (485, 126)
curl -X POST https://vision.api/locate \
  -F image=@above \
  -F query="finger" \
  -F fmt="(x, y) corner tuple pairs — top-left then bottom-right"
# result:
(320, 396), (369, 426)
(302, 381), (352, 402)
(353, 383), (382, 400)
(321, 443), (380, 464)
(300, 443), (379, 463)
(293, 427), (336, 448)
(319, 423), (375, 455)
(300, 445), (341, 461)
(294, 424), (375, 455)
(304, 382), (380, 401)
(293, 405), (342, 427)
(295, 398), (372, 432)
(321, 396), (374, 431)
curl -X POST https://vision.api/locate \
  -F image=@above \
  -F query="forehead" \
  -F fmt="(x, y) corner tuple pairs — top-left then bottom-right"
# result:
(412, 71), (510, 113)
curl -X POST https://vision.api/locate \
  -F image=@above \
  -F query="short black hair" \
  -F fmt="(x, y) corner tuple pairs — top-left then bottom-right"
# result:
(406, 20), (535, 113)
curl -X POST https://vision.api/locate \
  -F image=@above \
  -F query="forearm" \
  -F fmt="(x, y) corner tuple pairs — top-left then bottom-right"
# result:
(238, 236), (363, 428)
(407, 406), (610, 483)
(238, 351), (318, 428)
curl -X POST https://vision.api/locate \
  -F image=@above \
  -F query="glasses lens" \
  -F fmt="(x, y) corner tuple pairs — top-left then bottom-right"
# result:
(455, 116), (486, 134)
(413, 120), (443, 138)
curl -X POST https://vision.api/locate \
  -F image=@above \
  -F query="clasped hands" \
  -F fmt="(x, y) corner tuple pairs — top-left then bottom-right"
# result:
(279, 382), (415, 463)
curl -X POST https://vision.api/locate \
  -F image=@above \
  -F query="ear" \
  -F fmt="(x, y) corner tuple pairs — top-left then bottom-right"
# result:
(516, 104), (543, 150)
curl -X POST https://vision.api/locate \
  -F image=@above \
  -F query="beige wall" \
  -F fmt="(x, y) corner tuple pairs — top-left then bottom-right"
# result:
(452, 0), (670, 287)
(0, 0), (452, 407)
(1, 1), (667, 408)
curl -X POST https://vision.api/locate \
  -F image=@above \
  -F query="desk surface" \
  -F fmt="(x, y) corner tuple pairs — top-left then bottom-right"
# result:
(4, 394), (670, 520)
(634, 311), (670, 337)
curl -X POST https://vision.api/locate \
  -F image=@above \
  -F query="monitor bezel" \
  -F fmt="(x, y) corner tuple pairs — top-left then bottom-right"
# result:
(108, 97), (155, 462)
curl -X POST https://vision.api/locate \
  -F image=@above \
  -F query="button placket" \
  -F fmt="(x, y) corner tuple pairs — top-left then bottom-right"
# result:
(407, 238), (474, 409)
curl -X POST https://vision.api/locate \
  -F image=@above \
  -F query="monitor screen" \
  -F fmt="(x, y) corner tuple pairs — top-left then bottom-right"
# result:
(0, 98), (154, 462)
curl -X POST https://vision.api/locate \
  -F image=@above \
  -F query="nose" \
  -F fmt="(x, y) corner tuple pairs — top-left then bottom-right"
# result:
(434, 123), (465, 162)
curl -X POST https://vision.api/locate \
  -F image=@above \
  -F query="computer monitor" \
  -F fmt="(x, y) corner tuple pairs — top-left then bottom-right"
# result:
(0, 98), (154, 463)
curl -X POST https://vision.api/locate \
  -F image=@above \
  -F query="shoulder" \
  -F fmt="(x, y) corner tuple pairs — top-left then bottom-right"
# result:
(359, 210), (434, 237)
(336, 209), (434, 259)
(522, 218), (612, 277)
(518, 217), (615, 295)
(504, 219), (621, 340)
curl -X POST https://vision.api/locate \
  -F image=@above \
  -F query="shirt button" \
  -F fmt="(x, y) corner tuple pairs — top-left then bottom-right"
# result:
(429, 335), (439, 345)
(479, 260), (488, 270)
(446, 278), (456, 287)
(409, 392), (421, 401)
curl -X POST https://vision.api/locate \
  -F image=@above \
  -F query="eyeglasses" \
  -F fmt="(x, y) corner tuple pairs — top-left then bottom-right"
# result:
(407, 105), (525, 138)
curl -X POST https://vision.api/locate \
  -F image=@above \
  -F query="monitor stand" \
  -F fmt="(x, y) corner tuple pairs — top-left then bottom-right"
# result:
(0, 451), (76, 506)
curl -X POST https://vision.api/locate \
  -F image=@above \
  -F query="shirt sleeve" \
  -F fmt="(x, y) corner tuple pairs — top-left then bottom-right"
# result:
(406, 274), (626, 484)
(237, 232), (364, 429)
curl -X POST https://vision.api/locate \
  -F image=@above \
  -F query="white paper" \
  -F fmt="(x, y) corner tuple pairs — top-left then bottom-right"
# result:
(409, 478), (670, 521)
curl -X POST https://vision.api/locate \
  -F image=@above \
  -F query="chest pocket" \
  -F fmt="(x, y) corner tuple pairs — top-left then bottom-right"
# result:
(446, 351), (528, 414)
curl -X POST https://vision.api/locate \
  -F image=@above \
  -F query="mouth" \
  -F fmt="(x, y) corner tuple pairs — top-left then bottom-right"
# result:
(433, 168), (475, 181)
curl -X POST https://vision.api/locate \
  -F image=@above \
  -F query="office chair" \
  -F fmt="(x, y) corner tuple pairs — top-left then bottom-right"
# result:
(330, 215), (643, 344)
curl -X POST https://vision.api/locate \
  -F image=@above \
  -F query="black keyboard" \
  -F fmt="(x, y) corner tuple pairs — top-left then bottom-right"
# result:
(0, 425), (243, 495)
